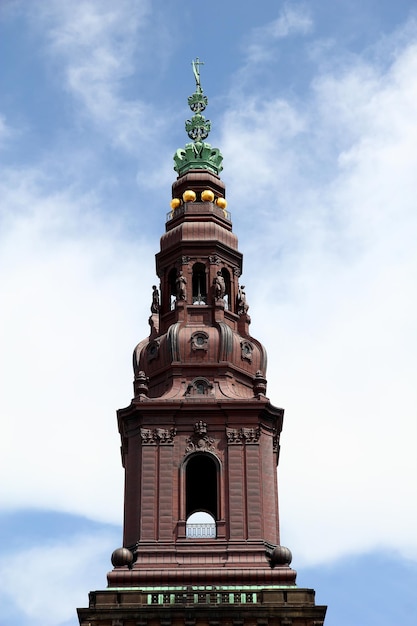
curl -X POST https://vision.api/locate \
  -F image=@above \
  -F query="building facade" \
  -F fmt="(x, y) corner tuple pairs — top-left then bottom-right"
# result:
(77, 60), (327, 626)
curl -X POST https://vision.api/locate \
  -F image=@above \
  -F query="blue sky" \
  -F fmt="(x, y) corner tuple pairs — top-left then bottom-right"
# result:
(0, 1), (416, 625)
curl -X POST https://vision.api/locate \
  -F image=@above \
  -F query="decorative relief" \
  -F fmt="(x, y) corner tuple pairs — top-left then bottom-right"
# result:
(226, 427), (260, 445)
(240, 340), (254, 362)
(185, 420), (215, 453)
(140, 427), (177, 445)
(273, 429), (280, 452)
(180, 255), (190, 265)
(191, 331), (209, 351)
(209, 255), (220, 265)
(146, 339), (160, 362)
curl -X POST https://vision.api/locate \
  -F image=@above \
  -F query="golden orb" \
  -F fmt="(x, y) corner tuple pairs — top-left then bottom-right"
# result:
(170, 198), (181, 210)
(216, 197), (227, 210)
(201, 189), (215, 202)
(182, 189), (196, 203)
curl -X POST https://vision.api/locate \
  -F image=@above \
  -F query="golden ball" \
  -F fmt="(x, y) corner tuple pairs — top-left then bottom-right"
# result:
(216, 197), (227, 210)
(182, 189), (196, 203)
(170, 198), (181, 210)
(201, 189), (215, 202)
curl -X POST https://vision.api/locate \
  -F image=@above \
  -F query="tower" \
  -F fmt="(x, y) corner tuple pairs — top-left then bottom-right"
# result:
(77, 60), (327, 626)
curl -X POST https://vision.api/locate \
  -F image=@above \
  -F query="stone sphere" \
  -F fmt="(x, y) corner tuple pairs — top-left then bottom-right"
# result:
(201, 189), (215, 202)
(216, 197), (227, 209)
(170, 198), (181, 210)
(111, 547), (134, 567)
(270, 545), (292, 567)
(182, 189), (196, 202)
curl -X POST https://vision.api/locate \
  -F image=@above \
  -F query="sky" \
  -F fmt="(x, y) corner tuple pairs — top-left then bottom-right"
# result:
(0, 0), (416, 624)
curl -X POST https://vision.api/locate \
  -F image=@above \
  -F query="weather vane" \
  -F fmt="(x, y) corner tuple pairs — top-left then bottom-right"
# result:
(191, 57), (204, 93)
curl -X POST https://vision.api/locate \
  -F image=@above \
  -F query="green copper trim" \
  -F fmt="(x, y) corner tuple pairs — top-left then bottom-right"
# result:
(173, 58), (223, 176)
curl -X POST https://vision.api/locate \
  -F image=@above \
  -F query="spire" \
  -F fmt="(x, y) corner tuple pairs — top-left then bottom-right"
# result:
(173, 58), (223, 176)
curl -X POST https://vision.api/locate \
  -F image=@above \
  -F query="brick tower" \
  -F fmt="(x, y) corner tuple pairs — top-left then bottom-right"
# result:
(77, 60), (327, 626)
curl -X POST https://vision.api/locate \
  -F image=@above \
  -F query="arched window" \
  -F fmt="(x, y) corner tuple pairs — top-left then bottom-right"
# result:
(192, 263), (207, 304)
(185, 454), (218, 520)
(221, 268), (231, 309)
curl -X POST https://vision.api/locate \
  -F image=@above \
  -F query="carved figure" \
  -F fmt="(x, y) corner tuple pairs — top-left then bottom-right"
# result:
(213, 270), (225, 300)
(176, 271), (187, 300)
(151, 285), (160, 313)
(237, 284), (249, 315)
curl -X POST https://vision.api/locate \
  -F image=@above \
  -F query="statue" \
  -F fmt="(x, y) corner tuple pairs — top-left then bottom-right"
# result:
(213, 270), (225, 300)
(176, 270), (187, 301)
(237, 284), (249, 315)
(151, 285), (160, 313)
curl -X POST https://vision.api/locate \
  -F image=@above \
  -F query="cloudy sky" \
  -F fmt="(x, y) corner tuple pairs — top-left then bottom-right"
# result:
(0, 1), (416, 624)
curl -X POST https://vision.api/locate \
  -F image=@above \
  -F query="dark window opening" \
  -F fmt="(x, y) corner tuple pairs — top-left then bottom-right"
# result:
(186, 454), (217, 519)
(192, 263), (207, 304)
(168, 268), (177, 309)
(221, 268), (231, 310)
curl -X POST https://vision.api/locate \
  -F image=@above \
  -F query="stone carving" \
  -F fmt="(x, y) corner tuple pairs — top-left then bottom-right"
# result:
(134, 370), (149, 396)
(237, 284), (249, 315)
(191, 331), (209, 351)
(273, 429), (280, 453)
(240, 340), (253, 362)
(151, 285), (159, 313)
(209, 255), (220, 265)
(176, 271), (187, 300)
(141, 427), (177, 445)
(253, 370), (267, 396)
(226, 427), (260, 444)
(185, 421), (215, 453)
(146, 339), (160, 362)
(213, 270), (225, 300)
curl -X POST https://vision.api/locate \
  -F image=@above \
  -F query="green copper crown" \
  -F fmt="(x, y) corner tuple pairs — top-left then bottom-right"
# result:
(173, 58), (223, 176)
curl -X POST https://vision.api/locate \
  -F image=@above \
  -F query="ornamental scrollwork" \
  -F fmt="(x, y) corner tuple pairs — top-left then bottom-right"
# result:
(191, 331), (209, 352)
(226, 427), (260, 445)
(185, 421), (215, 453)
(140, 427), (177, 445)
(146, 339), (160, 362)
(273, 429), (280, 452)
(240, 340), (254, 362)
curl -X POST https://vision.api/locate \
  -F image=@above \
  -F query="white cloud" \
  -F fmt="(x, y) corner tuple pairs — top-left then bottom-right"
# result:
(244, 3), (313, 64)
(29, 0), (162, 154)
(0, 112), (13, 148)
(0, 530), (118, 625)
(221, 22), (417, 565)
(0, 166), (156, 523)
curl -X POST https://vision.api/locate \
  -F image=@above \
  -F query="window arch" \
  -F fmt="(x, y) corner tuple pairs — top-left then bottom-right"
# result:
(192, 263), (207, 304)
(185, 453), (218, 520)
